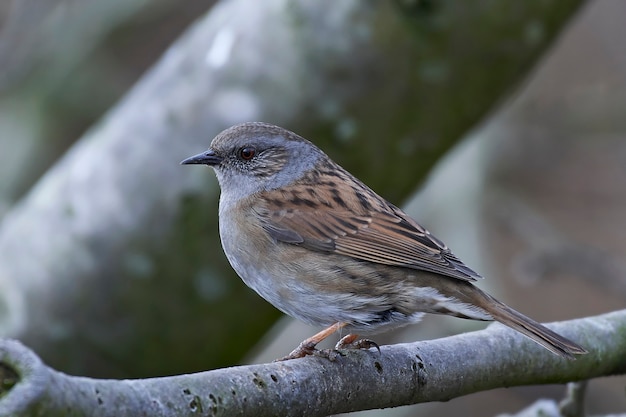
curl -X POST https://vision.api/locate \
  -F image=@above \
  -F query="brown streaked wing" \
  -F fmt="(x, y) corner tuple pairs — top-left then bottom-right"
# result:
(258, 203), (482, 282)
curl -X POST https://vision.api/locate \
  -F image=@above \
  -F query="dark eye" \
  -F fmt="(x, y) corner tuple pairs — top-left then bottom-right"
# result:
(239, 146), (256, 161)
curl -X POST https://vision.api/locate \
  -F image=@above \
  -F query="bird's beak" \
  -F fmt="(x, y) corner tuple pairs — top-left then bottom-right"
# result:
(180, 149), (223, 166)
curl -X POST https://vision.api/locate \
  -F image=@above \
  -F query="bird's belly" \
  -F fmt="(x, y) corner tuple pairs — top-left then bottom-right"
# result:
(218, 209), (489, 333)
(221, 233), (353, 326)
(219, 220), (424, 330)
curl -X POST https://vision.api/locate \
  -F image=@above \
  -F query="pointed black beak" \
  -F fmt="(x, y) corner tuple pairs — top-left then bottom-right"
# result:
(180, 150), (223, 166)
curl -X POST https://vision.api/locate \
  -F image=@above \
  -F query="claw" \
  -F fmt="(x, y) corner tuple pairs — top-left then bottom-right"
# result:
(273, 324), (381, 361)
(312, 348), (344, 361)
(335, 334), (381, 354)
(274, 322), (350, 361)
(274, 340), (317, 361)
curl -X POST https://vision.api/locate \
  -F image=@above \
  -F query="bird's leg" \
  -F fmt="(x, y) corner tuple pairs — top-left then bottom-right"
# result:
(335, 334), (381, 354)
(276, 322), (347, 361)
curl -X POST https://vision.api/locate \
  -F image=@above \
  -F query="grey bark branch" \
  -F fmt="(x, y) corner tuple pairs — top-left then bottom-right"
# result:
(1, 310), (624, 417)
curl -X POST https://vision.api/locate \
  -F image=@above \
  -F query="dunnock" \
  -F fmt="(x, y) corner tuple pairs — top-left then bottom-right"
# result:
(182, 122), (586, 361)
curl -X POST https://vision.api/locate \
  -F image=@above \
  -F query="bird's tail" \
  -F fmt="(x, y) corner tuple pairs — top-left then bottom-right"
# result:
(481, 294), (587, 360)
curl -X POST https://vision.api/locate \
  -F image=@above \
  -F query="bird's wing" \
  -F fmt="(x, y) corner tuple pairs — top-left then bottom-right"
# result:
(257, 200), (482, 282)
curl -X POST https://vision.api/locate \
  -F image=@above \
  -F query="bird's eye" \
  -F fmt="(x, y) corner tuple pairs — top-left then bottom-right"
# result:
(239, 147), (256, 161)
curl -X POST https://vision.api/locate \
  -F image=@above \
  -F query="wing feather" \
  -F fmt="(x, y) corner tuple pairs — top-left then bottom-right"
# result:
(257, 187), (482, 282)
(254, 168), (481, 281)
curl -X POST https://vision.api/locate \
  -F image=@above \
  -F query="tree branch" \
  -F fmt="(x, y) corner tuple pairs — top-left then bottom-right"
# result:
(1, 310), (624, 417)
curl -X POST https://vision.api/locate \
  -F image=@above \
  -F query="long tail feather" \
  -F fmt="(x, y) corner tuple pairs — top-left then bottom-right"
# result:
(485, 297), (587, 360)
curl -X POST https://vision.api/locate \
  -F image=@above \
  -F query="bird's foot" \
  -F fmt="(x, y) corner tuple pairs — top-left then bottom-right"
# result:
(335, 334), (381, 354)
(274, 324), (380, 361)
(275, 340), (319, 361)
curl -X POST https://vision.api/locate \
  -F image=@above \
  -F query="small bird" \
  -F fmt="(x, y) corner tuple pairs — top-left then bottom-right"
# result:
(181, 122), (587, 361)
